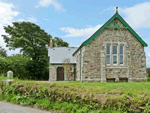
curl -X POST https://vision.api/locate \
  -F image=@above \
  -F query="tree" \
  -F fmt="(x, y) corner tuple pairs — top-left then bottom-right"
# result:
(2, 22), (51, 79)
(53, 37), (69, 47)
(2, 22), (51, 61)
(0, 46), (7, 57)
(0, 54), (30, 78)
(147, 68), (150, 77)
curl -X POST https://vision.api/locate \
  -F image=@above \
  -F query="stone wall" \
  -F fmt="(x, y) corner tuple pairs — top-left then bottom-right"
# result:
(74, 47), (85, 81)
(78, 18), (147, 82)
(74, 52), (80, 81)
(49, 64), (75, 81)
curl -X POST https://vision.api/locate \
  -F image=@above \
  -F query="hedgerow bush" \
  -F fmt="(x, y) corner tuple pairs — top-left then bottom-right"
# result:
(0, 54), (30, 78)
(146, 68), (150, 77)
(0, 54), (49, 80)
(0, 81), (150, 113)
(0, 82), (150, 113)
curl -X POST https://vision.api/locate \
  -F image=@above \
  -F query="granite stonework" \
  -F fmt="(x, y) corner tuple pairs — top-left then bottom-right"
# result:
(75, 18), (147, 82)
(49, 64), (75, 81)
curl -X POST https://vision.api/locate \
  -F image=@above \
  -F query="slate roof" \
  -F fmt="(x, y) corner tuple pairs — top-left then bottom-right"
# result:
(48, 47), (78, 64)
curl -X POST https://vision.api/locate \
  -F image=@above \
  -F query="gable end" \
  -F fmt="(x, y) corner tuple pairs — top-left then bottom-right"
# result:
(73, 13), (148, 56)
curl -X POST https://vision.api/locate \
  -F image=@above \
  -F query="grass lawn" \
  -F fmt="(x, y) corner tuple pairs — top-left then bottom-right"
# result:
(56, 81), (150, 95)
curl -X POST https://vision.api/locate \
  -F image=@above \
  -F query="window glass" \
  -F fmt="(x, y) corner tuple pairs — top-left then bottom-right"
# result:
(120, 55), (123, 64)
(113, 45), (117, 54)
(120, 45), (124, 64)
(113, 55), (117, 64)
(107, 55), (110, 64)
(107, 45), (110, 54)
(120, 45), (123, 54)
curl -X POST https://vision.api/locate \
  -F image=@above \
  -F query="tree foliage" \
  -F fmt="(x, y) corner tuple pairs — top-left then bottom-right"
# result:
(0, 54), (49, 80)
(147, 68), (150, 77)
(1, 22), (51, 79)
(0, 46), (7, 57)
(0, 54), (30, 79)
(2, 22), (51, 61)
(53, 37), (69, 47)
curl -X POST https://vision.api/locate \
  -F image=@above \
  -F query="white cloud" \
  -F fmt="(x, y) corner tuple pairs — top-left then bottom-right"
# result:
(18, 17), (37, 23)
(119, 2), (150, 29)
(43, 18), (49, 21)
(100, 6), (114, 15)
(18, 19), (25, 22)
(117, 3), (150, 67)
(0, 1), (19, 54)
(36, 0), (65, 12)
(27, 17), (37, 22)
(60, 24), (102, 38)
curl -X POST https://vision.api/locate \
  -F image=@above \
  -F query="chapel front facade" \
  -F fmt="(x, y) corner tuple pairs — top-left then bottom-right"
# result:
(74, 18), (147, 82)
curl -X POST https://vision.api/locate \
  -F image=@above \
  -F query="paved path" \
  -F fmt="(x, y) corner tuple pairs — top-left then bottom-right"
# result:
(0, 101), (55, 113)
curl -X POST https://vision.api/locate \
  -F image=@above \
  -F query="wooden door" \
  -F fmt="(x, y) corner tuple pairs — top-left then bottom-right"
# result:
(57, 67), (64, 81)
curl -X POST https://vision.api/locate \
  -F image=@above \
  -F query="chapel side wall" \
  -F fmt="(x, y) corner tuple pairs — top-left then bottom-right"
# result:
(81, 33), (103, 82)
(74, 47), (85, 81)
(74, 53), (80, 81)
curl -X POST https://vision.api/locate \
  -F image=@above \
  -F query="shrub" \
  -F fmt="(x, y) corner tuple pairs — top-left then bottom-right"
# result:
(0, 55), (30, 79)
(1, 81), (150, 112)
(0, 54), (49, 80)
(146, 68), (150, 77)
(147, 75), (150, 82)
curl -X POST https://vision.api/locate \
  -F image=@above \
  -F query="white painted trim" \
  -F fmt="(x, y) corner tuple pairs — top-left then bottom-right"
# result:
(105, 42), (126, 67)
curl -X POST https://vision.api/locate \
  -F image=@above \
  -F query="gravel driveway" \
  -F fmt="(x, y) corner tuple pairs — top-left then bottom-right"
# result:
(0, 101), (57, 113)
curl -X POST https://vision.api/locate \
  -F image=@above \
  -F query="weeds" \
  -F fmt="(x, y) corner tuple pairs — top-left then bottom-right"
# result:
(0, 78), (150, 112)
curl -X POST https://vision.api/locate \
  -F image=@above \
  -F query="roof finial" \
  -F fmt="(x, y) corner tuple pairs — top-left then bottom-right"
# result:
(116, 6), (118, 13)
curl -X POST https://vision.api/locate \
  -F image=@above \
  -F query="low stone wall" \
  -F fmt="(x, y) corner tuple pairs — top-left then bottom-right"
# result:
(2, 79), (14, 85)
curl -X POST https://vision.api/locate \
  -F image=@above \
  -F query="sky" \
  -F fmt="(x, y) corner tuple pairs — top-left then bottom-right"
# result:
(0, 0), (150, 67)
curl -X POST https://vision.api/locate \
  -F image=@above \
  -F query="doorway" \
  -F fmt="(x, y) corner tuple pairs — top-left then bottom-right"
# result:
(57, 67), (64, 81)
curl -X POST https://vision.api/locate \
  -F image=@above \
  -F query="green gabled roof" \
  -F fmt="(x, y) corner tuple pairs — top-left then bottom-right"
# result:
(73, 13), (148, 56)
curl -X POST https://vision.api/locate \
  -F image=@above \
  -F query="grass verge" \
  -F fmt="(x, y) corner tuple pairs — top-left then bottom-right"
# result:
(0, 75), (150, 112)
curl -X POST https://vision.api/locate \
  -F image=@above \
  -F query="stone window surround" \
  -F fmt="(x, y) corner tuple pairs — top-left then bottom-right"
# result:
(105, 41), (126, 67)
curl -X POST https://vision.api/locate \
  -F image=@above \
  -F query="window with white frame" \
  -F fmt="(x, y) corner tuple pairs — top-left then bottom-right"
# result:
(113, 44), (118, 64)
(106, 44), (124, 65)
(120, 45), (124, 64)
(106, 44), (110, 64)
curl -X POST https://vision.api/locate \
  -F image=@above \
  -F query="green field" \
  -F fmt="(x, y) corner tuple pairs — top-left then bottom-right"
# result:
(57, 81), (150, 93)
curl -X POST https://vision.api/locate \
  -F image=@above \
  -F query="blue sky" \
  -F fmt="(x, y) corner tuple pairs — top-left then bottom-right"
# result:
(0, 0), (150, 67)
